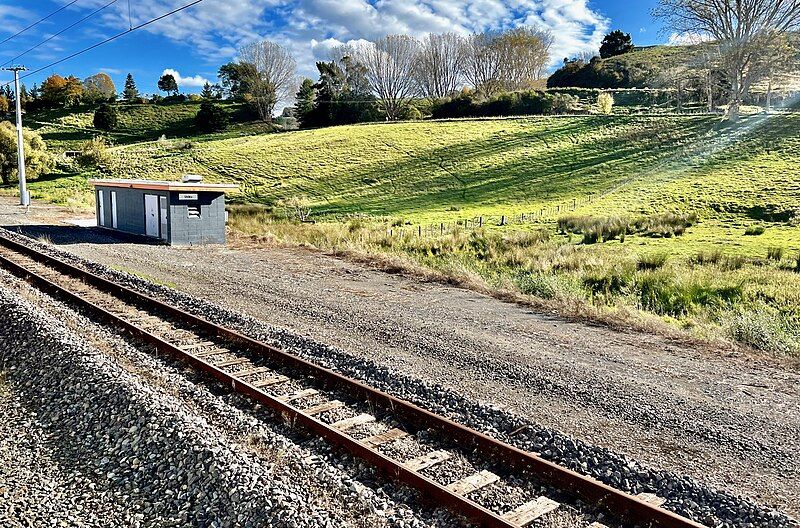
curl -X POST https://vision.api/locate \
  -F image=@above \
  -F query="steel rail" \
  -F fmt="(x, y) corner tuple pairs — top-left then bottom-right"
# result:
(0, 231), (707, 528)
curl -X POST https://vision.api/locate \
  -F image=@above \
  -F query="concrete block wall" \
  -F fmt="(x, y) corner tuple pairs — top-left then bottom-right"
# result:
(95, 187), (169, 238)
(168, 191), (226, 245)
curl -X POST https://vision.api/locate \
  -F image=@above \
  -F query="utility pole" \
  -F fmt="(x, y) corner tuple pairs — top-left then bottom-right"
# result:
(2, 66), (29, 207)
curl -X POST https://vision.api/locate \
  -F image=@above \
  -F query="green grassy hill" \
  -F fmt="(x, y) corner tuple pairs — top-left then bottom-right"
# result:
(107, 116), (719, 217)
(28, 102), (268, 153)
(99, 113), (800, 255)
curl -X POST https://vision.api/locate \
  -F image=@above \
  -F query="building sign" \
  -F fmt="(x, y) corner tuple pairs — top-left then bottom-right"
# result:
(178, 193), (198, 201)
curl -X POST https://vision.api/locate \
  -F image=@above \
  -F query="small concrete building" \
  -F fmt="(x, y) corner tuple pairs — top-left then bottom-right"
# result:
(89, 177), (238, 245)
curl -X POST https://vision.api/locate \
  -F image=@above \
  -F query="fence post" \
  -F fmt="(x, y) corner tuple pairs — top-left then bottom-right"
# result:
(440, 223), (444, 235)
(500, 215), (506, 226)
(418, 225), (421, 237)
(479, 216), (483, 227)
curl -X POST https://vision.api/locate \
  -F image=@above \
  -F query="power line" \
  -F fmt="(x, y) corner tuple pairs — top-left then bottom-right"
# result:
(1, 0), (206, 89)
(3, 0), (122, 68)
(0, 0), (82, 46)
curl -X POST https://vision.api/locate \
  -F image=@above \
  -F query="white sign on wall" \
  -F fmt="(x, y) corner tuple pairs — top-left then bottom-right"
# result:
(178, 193), (198, 201)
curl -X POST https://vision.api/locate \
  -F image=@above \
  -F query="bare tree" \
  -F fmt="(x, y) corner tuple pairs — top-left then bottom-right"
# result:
(460, 32), (505, 96)
(238, 40), (297, 121)
(655, 0), (800, 120)
(496, 27), (554, 90)
(414, 33), (465, 99)
(356, 35), (420, 120)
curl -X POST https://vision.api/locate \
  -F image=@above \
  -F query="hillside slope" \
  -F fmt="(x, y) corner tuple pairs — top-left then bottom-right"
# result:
(108, 116), (721, 219)
(28, 102), (266, 153)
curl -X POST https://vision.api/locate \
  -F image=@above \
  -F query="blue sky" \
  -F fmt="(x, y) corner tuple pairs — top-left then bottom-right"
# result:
(0, 0), (672, 95)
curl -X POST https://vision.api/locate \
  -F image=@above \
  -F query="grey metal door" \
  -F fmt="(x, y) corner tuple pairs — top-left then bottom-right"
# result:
(144, 194), (159, 237)
(97, 190), (105, 227)
(159, 196), (168, 240)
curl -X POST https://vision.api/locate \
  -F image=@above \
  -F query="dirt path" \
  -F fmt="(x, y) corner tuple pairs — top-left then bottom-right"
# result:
(1, 197), (798, 519)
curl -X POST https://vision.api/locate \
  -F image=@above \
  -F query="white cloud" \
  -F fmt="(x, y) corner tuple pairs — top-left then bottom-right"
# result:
(39, 0), (611, 75)
(161, 68), (210, 88)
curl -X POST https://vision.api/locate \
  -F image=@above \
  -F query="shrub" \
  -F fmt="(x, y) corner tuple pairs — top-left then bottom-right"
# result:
(194, 101), (229, 133)
(93, 103), (118, 131)
(744, 225), (766, 236)
(551, 93), (580, 114)
(404, 106), (423, 120)
(431, 90), (554, 119)
(597, 92), (614, 114)
(77, 136), (112, 168)
(0, 122), (54, 184)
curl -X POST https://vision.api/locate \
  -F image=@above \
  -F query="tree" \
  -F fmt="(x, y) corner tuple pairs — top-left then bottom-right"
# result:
(200, 81), (215, 99)
(194, 100), (229, 132)
(63, 76), (84, 106)
(656, 0), (800, 120)
(599, 30), (634, 59)
(496, 26), (554, 90)
(237, 40), (298, 121)
(123, 73), (139, 102)
(461, 32), (505, 96)
(93, 103), (118, 131)
(0, 121), (54, 185)
(157, 73), (179, 96)
(83, 73), (117, 105)
(41, 74), (68, 106)
(356, 35), (420, 120)
(414, 33), (465, 99)
(294, 78), (316, 125)
(0, 95), (8, 114)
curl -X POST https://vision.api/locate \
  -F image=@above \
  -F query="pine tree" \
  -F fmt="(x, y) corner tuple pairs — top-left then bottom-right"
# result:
(123, 73), (139, 102)
(200, 81), (214, 99)
(294, 79), (315, 125)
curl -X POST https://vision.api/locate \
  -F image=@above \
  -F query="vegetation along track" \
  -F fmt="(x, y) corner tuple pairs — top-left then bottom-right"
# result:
(0, 230), (704, 528)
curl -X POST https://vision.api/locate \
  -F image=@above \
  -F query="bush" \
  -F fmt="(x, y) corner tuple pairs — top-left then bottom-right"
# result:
(597, 92), (614, 114)
(551, 93), (580, 114)
(77, 136), (112, 168)
(194, 101), (229, 133)
(404, 106), (423, 120)
(431, 90), (554, 119)
(93, 103), (118, 131)
(744, 225), (766, 236)
(0, 122), (54, 184)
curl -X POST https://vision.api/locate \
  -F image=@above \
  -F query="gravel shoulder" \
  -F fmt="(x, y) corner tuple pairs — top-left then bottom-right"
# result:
(1, 198), (798, 520)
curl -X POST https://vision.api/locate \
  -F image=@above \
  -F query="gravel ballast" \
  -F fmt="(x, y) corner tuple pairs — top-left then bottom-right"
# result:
(0, 275), (435, 528)
(0, 225), (796, 528)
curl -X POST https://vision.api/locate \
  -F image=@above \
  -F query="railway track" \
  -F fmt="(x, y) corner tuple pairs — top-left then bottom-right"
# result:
(0, 231), (706, 528)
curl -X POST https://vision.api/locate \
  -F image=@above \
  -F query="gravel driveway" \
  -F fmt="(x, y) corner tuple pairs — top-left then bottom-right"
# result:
(1, 198), (798, 520)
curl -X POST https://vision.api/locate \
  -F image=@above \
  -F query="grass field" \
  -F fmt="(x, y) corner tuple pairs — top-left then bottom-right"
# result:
(13, 111), (800, 355)
(27, 102), (269, 154)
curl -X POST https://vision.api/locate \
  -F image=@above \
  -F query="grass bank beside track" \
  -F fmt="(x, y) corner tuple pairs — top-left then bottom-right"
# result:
(8, 112), (800, 357)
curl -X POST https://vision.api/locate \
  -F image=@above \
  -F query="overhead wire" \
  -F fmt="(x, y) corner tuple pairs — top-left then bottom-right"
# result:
(2, 0), (122, 68)
(0, 0), (82, 45)
(1, 0), (206, 89)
